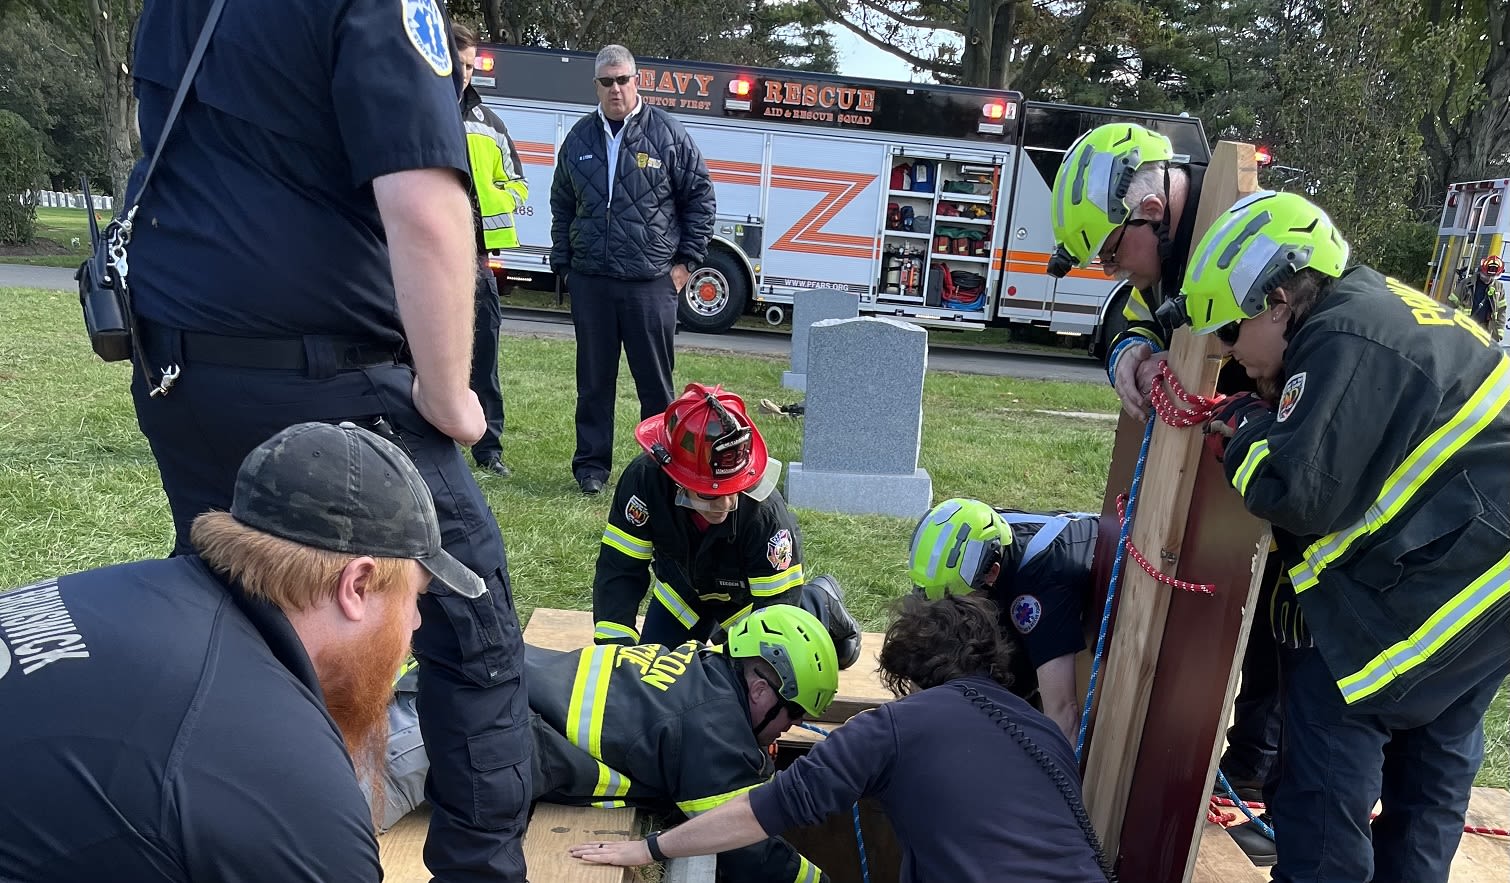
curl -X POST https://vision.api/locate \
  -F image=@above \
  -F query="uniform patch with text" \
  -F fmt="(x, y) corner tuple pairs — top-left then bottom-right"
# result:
(625, 495), (650, 527)
(767, 529), (793, 570)
(402, 0), (453, 77)
(1277, 372), (1306, 422)
(1010, 594), (1042, 634)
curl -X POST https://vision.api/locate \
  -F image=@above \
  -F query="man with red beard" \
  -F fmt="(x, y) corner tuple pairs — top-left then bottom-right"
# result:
(0, 421), (479, 882)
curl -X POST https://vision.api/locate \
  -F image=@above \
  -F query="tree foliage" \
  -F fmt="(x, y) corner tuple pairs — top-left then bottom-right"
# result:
(0, 109), (47, 244)
(0, 8), (109, 191)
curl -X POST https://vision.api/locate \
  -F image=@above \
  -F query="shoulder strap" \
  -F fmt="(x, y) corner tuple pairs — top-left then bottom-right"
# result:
(126, 0), (228, 215)
(951, 682), (1116, 882)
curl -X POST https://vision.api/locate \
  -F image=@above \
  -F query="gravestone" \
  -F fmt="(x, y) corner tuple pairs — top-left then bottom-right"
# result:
(781, 288), (860, 391)
(785, 316), (933, 518)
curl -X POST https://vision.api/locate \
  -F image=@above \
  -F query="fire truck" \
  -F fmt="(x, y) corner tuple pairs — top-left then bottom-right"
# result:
(1426, 178), (1509, 345)
(472, 44), (1210, 355)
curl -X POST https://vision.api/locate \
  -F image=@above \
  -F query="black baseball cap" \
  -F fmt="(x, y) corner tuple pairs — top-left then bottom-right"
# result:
(230, 421), (486, 598)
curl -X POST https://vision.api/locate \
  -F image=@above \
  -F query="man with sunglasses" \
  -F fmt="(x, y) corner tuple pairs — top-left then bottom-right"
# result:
(549, 44), (716, 496)
(591, 383), (863, 670)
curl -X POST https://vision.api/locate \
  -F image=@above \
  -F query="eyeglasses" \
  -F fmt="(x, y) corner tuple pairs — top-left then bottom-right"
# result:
(1215, 321), (1242, 345)
(1098, 218), (1150, 266)
(595, 74), (635, 87)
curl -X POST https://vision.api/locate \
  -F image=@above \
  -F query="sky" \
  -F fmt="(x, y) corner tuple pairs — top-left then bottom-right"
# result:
(824, 23), (938, 83)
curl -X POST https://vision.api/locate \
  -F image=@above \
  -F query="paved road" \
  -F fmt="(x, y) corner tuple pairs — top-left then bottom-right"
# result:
(2, 263), (1103, 383)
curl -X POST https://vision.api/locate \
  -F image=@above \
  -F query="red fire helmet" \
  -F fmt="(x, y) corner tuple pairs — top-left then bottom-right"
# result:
(1482, 254), (1505, 277)
(634, 383), (778, 499)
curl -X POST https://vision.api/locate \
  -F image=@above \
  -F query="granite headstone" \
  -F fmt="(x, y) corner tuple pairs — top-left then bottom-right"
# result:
(781, 288), (860, 391)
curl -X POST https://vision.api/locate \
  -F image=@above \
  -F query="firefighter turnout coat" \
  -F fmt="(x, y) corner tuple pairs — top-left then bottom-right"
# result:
(462, 84), (527, 251)
(527, 642), (826, 883)
(1224, 266), (1510, 705)
(593, 453), (805, 645)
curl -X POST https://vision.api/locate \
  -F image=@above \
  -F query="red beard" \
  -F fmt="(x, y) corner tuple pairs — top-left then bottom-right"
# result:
(317, 598), (412, 827)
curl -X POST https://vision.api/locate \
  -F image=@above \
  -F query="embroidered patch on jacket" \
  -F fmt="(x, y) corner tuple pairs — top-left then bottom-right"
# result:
(401, 0), (453, 77)
(1010, 595), (1042, 634)
(625, 495), (650, 527)
(1277, 372), (1307, 422)
(767, 529), (793, 570)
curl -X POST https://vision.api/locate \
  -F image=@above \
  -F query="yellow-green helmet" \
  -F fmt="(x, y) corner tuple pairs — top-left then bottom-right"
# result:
(908, 498), (1012, 600)
(726, 605), (838, 718)
(1180, 190), (1350, 334)
(1050, 123), (1176, 272)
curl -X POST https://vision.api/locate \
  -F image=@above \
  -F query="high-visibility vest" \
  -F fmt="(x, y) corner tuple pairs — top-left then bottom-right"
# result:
(464, 102), (528, 251)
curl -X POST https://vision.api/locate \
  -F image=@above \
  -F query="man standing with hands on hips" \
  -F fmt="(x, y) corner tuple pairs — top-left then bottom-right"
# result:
(550, 43), (716, 496)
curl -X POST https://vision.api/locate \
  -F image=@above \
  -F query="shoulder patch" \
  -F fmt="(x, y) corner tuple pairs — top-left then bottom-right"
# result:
(766, 529), (793, 571)
(625, 495), (650, 527)
(1009, 595), (1042, 634)
(402, 0), (453, 77)
(1277, 372), (1306, 422)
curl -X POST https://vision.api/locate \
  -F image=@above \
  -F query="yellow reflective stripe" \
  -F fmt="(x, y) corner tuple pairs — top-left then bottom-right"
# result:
(675, 783), (759, 816)
(749, 564), (804, 597)
(1124, 289), (1155, 323)
(793, 855), (821, 883)
(593, 621), (641, 643)
(720, 604), (755, 631)
(566, 645), (617, 756)
(592, 758), (632, 801)
(392, 655), (418, 686)
(652, 579), (699, 628)
(1337, 547), (1510, 703)
(1291, 359), (1510, 595)
(1231, 439), (1270, 496)
(590, 799), (629, 808)
(603, 524), (652, 560)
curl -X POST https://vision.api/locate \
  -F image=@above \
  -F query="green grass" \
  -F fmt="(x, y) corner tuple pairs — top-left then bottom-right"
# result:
(0, 207), (104, 267)
(0, 285), (1503, 789)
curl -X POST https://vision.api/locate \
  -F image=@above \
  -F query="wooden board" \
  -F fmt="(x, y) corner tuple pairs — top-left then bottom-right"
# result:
(1082, 141), (1263, 873)
(378, 805), (638, 883)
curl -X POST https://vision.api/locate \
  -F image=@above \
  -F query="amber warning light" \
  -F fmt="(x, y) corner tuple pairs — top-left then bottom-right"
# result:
(475, 53), (495, 73)
(725, 76), (754, 112)
(978, 99), (1015, 135)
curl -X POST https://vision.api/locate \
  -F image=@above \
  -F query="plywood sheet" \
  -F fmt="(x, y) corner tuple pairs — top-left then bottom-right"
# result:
(378, 804), (640, 883)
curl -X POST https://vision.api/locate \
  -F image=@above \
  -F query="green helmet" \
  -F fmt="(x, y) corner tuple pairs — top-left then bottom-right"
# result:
(1179, 190), (1350, 334)
(726, 605), (838, 718)
(908, 498), (1012, 600)
(1050, 123), (1176, 271)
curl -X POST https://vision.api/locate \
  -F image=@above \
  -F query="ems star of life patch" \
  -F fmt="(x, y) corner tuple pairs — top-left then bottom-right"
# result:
(767, 529), (793, 570)
(1277, 371), (1307, 422)
(625, 495), (650, 527)
(1010, 594), (1042, 634)
(402, 0), (453, 77)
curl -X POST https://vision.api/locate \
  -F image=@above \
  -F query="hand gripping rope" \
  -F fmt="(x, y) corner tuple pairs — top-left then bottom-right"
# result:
(1077, 362), (1224, 761)
(796, 722), (870, 883)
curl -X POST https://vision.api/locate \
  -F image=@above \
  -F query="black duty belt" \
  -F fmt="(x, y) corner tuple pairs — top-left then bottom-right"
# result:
(139, 318), (405, 373)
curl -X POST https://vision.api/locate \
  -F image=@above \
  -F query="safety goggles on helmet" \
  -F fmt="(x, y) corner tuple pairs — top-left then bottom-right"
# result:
(1175, 190), (1350, 335)
(1049, 123), (1176, 276)
(907, 498), (1013, 600)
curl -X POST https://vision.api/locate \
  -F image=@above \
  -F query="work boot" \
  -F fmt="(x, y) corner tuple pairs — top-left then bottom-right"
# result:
(798, 575), (862, 670)
(1225, 816), (1277, 867)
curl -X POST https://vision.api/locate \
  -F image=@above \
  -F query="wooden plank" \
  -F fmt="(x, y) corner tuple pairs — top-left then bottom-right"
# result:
(378, 804), (643, 883)
(1452, 787), (1510, 882)
(1190, 823), (1269, 883)
(1082, 140), (1262, 867)
(377, 807), (432, 883)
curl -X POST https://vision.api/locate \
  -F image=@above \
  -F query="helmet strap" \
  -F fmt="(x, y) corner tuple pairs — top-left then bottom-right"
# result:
(741, 661), (789, 734)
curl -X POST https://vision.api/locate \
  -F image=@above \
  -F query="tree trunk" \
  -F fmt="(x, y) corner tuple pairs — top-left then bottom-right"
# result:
(989, 0), (1016, 89)
(961, 0), (996, 86)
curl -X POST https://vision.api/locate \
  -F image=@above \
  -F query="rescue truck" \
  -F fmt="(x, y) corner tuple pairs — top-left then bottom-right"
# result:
(1426, 178), (1510, 345)
(473, 44), (1210, 355)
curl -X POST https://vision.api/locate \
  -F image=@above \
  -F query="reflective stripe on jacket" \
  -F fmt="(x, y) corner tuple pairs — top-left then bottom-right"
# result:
(462, 86), (527, 251)
(1224, 266), (1510, 704)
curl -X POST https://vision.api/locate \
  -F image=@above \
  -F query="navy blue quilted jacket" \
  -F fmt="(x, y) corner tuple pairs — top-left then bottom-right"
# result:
(549, 103), (715, 280)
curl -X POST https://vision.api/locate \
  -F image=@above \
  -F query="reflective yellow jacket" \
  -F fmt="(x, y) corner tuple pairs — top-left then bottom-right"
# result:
(462, 86), (527, 251)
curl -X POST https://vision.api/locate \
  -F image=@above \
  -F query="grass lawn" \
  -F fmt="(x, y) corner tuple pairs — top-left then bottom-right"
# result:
(0, 206), (104, 268)
(0, 285), (1504, 788)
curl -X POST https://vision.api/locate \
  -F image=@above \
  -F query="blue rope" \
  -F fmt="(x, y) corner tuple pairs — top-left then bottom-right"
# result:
(1215, 770), (1275, 840)
(796, 722), (870, 883)
(1076, 416), (1157, 761)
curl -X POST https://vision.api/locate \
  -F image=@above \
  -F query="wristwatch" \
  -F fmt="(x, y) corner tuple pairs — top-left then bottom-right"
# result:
(645, 830), (669, 862)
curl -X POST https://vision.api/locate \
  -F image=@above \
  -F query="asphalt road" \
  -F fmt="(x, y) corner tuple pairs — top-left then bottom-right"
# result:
(2, 263), (1104, 383)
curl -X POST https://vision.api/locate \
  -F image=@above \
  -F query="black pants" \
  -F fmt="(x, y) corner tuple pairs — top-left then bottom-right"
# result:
(470, 263), (505, 464)
(568, 272), (676, 483)
(131, 330), (531, 883)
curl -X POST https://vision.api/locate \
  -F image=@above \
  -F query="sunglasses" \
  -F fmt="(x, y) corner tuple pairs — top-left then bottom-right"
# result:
(1098, 218), (1150, 266)
(1216, 321), (1242, 345)
(595, 74), (635, 87)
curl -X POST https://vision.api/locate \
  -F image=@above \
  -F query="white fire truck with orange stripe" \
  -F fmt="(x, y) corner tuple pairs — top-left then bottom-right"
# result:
(472, 44), (1211, 355)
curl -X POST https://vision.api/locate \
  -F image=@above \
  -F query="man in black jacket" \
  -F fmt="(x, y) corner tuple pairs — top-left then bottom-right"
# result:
(550, 44), (717, 496)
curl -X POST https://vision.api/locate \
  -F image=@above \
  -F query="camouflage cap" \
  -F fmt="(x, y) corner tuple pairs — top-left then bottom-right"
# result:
(230, 421), (486, 598)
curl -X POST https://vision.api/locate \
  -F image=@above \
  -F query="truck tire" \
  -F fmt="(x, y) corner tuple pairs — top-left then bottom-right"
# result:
(1092, 284), (1133, 360)
(678, 249), (749, 333)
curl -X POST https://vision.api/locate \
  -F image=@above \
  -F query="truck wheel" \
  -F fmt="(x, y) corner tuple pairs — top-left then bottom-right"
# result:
(678, 250), (749, 334)
(1092, 285), (1133, 360)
